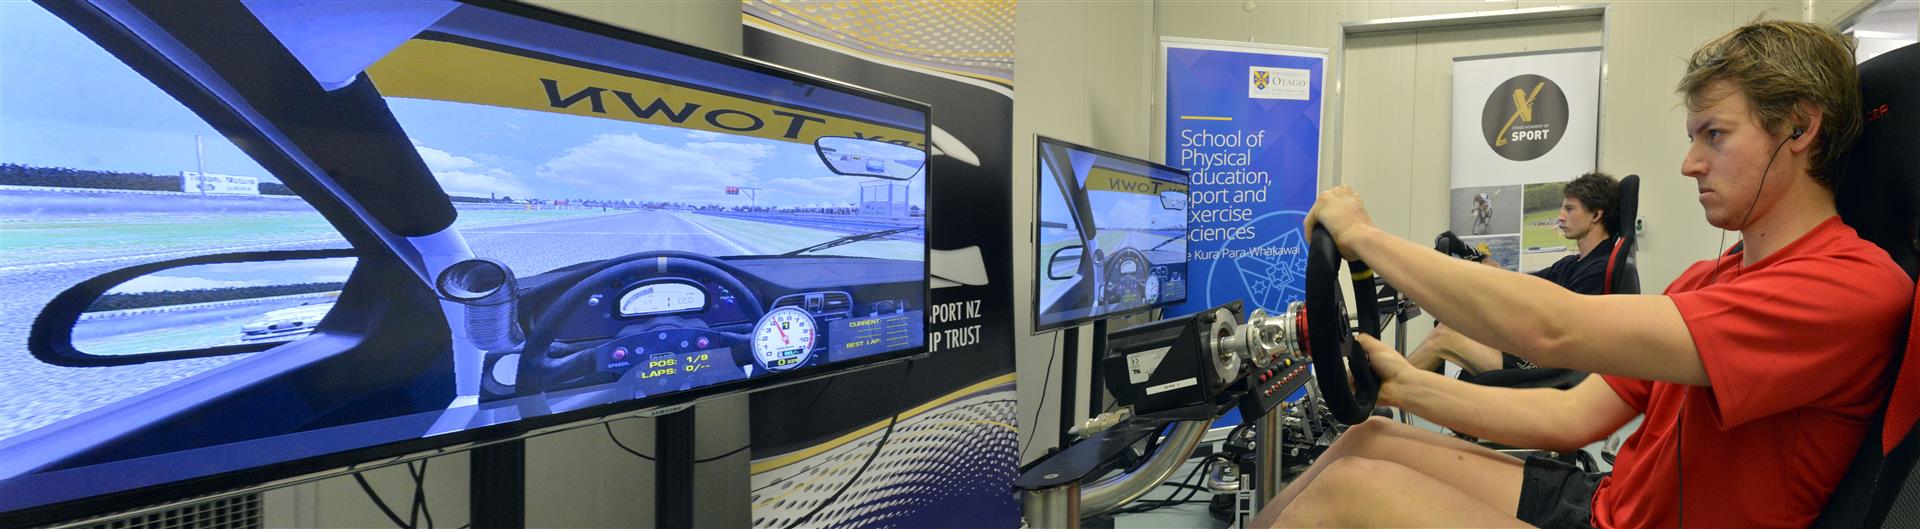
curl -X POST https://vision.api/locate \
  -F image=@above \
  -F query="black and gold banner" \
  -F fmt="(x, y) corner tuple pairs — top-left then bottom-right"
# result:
(741, 2), (1020, 528)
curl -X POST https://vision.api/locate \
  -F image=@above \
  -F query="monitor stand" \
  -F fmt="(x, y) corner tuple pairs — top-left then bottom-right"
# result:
(655, 406), (697, 528)
(1088, 319), (1110, 420)
(1057, 318), (1112, 452)
(470, 441), (524, 529)
(468, 407), (702, 528)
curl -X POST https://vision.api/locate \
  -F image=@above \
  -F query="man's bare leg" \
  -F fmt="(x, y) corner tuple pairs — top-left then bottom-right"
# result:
(1253, 417), (1525, 527)
(1407, 325), (1508, 375)
(1407, 339), (1448, 371)
(1276, 456), (1532, 528)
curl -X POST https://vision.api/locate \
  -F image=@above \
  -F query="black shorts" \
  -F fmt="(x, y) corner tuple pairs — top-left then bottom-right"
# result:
(1515, 455), (1605, 529)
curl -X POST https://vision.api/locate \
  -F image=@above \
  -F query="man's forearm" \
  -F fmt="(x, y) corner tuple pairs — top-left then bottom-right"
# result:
(1348, 226), (1573, 365)
(1384, 369), (1589, 452)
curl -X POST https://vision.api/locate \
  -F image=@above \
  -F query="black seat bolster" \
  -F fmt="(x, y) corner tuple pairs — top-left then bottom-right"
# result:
(1810, 413), (1889, 529)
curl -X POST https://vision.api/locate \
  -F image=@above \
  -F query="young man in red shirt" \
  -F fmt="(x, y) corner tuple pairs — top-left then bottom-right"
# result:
(1255, 20), (1913, 529)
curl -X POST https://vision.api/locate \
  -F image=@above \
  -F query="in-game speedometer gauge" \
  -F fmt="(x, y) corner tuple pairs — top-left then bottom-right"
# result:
(752, 306), (816, 372)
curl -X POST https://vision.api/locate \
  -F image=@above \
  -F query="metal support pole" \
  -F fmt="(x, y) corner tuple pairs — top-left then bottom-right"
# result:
(1395, 310), (1412, 424)
(1253, 409), (1285, 513)
(1089, 319), (1108, 419)
(1022, 482), (1082, 529)
(1060, 326), (1079, 451)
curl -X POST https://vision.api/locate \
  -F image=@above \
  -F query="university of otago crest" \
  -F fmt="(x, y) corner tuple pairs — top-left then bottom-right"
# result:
(1480, 74), (1569, 161)
(1247, 66), (1310, 100)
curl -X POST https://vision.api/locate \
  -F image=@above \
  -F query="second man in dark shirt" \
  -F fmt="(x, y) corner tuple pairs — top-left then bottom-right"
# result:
(1409, 172), (1621, 373)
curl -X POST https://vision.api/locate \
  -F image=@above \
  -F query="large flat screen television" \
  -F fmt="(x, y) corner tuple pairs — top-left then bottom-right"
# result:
(1033, 136), (1190, 334)
(0, 0), (928, 525)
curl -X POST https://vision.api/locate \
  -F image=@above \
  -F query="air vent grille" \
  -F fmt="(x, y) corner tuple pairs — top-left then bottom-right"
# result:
(78, 494), (260, 529)
(771, 292), (853, 315)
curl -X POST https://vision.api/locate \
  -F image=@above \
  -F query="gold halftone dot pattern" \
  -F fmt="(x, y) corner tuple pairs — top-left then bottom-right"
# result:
(749, 394), (1020, 528)
(746, 0), (1014, 83)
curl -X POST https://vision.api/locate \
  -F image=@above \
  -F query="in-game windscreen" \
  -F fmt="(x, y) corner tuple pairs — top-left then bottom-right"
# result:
(0, 0), (927, 524)
(1033, 136), (1189, 333)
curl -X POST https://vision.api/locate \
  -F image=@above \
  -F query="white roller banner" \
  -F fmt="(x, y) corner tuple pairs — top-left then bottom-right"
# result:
(1449, 48), (1601, 273)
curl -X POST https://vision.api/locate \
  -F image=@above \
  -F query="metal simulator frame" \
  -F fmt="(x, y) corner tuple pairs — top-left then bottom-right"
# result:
(1015, 227), (1382, 527)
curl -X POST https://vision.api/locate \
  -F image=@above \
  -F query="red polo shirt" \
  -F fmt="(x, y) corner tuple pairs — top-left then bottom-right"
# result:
(1592, 217), (1912, 529)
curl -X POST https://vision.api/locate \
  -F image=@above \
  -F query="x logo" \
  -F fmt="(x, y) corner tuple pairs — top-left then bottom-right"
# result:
(1494, 82), (1547, 147)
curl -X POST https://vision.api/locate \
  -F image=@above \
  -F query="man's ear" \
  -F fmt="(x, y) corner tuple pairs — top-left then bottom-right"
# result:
(1790, 100), (1823, 154)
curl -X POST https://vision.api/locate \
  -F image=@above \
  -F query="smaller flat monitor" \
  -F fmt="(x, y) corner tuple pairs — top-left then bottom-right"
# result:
(1033, 136), (1190, 333)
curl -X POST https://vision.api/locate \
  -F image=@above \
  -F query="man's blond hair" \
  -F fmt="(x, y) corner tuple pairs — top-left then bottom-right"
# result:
(1678, 19), (1860, 189)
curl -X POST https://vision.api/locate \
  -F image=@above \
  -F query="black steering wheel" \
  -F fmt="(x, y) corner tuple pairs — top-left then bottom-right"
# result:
(515, 251), (764, 396)
(1305, 226), (1383, 425)
(1101, 247), (1152, 306)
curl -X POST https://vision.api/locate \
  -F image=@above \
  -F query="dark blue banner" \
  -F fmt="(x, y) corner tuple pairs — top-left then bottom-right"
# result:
(1162, 41), (1324, 319)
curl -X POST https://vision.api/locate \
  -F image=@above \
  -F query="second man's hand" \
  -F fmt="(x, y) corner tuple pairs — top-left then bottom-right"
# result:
(1304, 186), (1381, 257)
(1355, 334), (1413, 408)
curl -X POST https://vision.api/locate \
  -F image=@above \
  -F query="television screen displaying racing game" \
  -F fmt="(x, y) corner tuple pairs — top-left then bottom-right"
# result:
(0, 0), (926, 524)
(1033, 137), (1189, 333)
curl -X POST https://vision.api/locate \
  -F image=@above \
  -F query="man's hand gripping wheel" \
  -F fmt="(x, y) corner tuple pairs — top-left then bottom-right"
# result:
(1301, 226), (1383, 425)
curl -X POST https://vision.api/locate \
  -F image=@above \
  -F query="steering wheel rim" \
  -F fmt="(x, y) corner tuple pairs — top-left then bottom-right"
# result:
(1305, 227), (1383, 425)
(515, 251), (764, 396)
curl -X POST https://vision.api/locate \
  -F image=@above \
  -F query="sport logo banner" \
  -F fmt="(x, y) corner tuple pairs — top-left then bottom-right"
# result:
(1480, 74), (1569, 161)
(1450, 48), (1600, 273)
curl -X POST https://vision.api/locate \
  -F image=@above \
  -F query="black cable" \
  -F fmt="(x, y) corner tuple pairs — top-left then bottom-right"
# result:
(1707, 130), (1796, 284)
(1019, 332), (1063, 459)
(1114, 452), (1233, 515)
(795, 377), (838, 419)
(782, 360), (916, 529)
(1112, 475), (1204, 514)
(600, 373), (826, 465)
(352, 470), (414, 529)
(605, 422), (655, 461)
(1114, 466), (1201, 515)
(604, 419), (757, 464)
(1686, 129), (1795, 529)
(1226, 422), (1253, 447)
(406, 462), (424, 529)
(1119, 499), (1215, 511)
(1180, 454), (1234, 505)
(413, 460), (434, 529)
(1129, 428), (1167, 472)
(1157, 482), (1212, 492)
